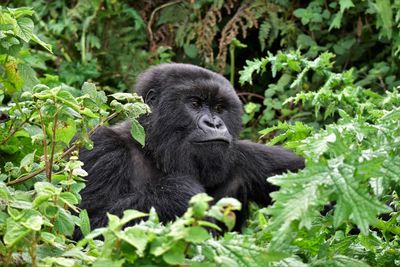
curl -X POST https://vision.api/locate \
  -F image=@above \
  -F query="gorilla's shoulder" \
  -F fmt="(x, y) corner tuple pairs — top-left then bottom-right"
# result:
(80, 121), (140, 167)
(91, 121), (134, 145)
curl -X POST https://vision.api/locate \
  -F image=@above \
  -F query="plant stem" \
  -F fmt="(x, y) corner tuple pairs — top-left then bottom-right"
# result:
(48, 110), (59, 182)
(38, 109), (50, 180)
(29, 233), (37, 267)
(0, 118), (30, 145)
(147, 0), (183, 49)
(237, 92), (265, 100)
(230, 45), (235, 85)
(7, 112), (119, 186)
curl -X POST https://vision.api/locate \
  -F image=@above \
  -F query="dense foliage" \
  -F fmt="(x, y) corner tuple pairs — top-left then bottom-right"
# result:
(1, 1), (400, 266)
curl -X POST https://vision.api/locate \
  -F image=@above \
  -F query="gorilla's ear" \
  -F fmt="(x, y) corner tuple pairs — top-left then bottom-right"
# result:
(144, 89), (157, 106)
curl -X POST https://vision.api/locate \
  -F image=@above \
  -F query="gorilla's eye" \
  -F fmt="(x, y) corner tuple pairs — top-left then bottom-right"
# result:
(215, 103), (224, 113)
(190, 98), (202, 109)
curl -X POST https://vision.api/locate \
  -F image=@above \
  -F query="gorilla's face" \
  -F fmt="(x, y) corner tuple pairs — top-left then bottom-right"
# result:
(137, 64), (242, 184)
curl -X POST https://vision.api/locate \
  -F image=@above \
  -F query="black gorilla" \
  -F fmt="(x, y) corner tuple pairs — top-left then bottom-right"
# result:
(78, 63), (304, 234)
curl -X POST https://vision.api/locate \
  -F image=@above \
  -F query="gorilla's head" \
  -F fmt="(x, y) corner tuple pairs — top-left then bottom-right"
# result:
(136, 63), (243, 186)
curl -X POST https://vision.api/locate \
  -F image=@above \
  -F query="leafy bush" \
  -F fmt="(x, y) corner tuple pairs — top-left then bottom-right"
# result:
(240, 51), (400, 265)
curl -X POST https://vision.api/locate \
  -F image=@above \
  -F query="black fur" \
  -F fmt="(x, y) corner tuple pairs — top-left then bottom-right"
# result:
(77, 63), (304, 237)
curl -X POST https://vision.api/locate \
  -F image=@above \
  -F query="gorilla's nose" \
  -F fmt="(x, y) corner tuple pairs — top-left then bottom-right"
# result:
(199, 115), (226, 132)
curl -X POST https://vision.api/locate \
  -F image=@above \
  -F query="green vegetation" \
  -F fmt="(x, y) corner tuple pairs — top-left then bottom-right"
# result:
(1, 1), (400, 266)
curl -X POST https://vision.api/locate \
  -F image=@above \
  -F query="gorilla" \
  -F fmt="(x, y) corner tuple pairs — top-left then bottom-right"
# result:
(78, 63), (304, 234)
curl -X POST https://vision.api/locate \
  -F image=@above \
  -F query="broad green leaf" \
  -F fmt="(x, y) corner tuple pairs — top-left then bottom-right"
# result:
(162, 240), (185, 265)
(8, 7), (34, 18)
(208, 198), (241, 231)
(43, 257), (77, 267)
(120, 209), (148, 225)
(56, 90), (79, 108)
(93, 259), (124, 267)
(328, 159), (390, 234)
(21, 213), (43, 231)
(110, 92), (142, 102)
(121, 226), (148, 256)
(31, 33), (52, 52)
(375, 0), (393, 38)
(54, 209), (75, 236)
(19, 151), (35, 172)
(4, 219), (31, 247)
(14, 17), (34, 42)
(82, 82), (107, 106)
(189, 193), (213, 218)
(60, 192), (79, 207)
(79, 210), (91, 237)
(185, 226), (209, 243)
(130, 119), (145, 147)
(53, 119), (76, 145)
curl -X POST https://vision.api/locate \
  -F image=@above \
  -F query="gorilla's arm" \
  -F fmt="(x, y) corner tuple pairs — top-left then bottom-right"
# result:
(79, 126), (205, 230)
(93, 175), (205, 228)
(234, 140), (305, 206)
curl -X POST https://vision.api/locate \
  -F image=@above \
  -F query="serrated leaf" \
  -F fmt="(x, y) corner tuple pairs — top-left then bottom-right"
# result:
(93, 259), (124, 267)
(239, 58), (268, 85)
(185, 226), (209, 243)
(21, 213), (43, 231)
(14, 17), (34, 42)
(162, 240), (185, 265)
(20, 151), (35, 172)
(130, 119), (145, 147)
(31, 33), (52, 52)
(54, 209), (75, 236)
(120, 210), (148, 225)
(375, 0), (393, 38)
(79, 210), (91, 237)
(82, 82), (107, 106)
(328, 160), (390, 234)
(4, 219), (31, 247)
(121, 226), (148, 256)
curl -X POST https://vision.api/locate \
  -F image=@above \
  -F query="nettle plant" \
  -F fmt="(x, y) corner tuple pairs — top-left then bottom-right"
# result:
(240, 51), (400, 265)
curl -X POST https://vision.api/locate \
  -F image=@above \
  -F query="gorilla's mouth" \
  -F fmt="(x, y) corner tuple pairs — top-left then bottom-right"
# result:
(192, 138), (231, 144)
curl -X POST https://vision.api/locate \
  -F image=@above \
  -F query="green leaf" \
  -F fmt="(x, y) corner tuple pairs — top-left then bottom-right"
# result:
(93, 259), (124, 267)
(79, 210), (91, 237)
(162, 240), (185, 265)
(130, 119), (145, 147)
(82, 82), (107, 106)
(53, 119), (77, 145)
(9, 7), (34, 18)
(328, 158), (390, 234)
(20, 151), (35, 172)
(375, 0), (393, 38)
(21, 213), (43, 231)
(60, 192), (79, 207)
(239, 58), (268, 85)
(31, 33), (52, 52)
(208, 198), (241, 231)
(339, 0), (355, 12)
(54, 209), (75, 236)
(185, 226), (210, 243)
(55, 90), (79, 108)
(120, 210), (148, 225)
(14, 17), (34, 42)
(4, 219), (31, 247)
(110, 92), (142, 102)
(121, 226), (148, 256)
(189, 193), (213, 218)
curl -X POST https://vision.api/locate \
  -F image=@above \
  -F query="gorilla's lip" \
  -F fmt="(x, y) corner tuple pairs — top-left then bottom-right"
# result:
(192, 138), (231, 144)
